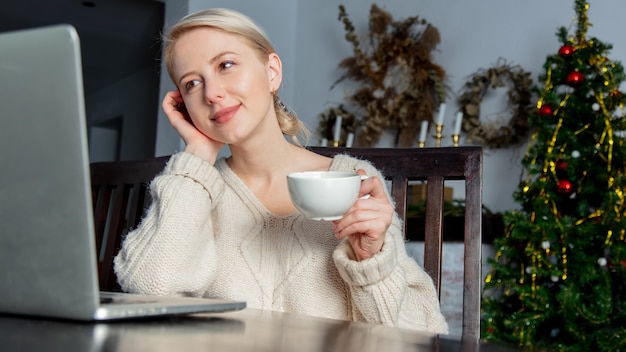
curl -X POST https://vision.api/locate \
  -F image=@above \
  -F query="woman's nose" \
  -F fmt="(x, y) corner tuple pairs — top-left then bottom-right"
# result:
(204, 82), (225, 104)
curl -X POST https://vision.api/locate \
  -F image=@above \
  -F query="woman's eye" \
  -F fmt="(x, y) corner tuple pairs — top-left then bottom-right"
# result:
(184, 79), (201, 92)
(219, 61), (234, 71)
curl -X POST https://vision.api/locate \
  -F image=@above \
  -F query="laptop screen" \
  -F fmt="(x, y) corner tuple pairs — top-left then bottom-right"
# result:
(0, 24), (102, 320)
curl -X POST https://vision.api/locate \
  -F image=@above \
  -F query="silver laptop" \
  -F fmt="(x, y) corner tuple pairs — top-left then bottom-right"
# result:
(0, 24), (245, 321)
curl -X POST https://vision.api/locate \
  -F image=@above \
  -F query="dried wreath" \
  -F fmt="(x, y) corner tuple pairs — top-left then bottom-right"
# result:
(326, 4), (446, 147)
(457, 60), (533, 148)
(316, 105), (358, 145)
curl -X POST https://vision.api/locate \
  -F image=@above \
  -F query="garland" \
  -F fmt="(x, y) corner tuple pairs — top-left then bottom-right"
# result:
(457, 60), (533, 148)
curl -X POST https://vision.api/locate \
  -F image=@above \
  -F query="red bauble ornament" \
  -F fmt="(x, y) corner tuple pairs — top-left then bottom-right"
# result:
(566, 71), (584, 86)
(538, 105), (554, 116)
(556, 160), (567, 172)
(557, 179), (574, 195)
(610, 90), (623, 99)
(558, 44), (575, 58)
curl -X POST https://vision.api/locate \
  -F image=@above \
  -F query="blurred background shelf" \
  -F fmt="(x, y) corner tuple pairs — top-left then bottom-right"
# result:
(405, 197), (503, 244)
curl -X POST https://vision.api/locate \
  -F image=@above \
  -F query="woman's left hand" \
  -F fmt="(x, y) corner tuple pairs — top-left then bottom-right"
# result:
(332, 169), (395, 261)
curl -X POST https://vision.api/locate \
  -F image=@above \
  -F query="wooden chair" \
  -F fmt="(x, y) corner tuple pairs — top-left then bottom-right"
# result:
(309, 146), (483, 340)
(90, 146), (483, 339)
(90, 155), (170, 292)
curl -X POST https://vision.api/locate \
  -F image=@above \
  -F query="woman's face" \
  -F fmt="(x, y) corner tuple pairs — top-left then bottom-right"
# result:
(171, 27), (281, 145)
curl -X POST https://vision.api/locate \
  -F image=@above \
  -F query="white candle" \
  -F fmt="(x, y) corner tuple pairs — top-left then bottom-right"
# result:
(454, 112), (463, 135)
(346, 133), (354, 148)
(333, 116), (342, 141)
(436, 103), (446, 126)
(419, 120), (429, 142)
(320, 138), (328, 147)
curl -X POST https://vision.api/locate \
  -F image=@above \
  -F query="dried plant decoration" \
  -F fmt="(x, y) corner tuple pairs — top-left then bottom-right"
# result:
(316, 104), (358, 145)
(325, 4), (447, 147)
(457, 59), (533, 148)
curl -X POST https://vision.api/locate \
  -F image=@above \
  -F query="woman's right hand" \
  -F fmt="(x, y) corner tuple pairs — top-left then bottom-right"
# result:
(162, 90), (224, 163)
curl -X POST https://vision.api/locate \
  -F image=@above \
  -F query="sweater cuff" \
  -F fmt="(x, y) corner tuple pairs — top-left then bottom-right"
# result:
(333, 233), (397, 287)
(164, 152), (224, 196)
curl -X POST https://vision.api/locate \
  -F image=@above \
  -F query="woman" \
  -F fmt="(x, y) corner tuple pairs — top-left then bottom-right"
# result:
(114, 8), (448, 334)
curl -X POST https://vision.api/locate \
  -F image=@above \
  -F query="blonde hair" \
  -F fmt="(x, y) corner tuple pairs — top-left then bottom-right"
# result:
(163, 8), (309, 146)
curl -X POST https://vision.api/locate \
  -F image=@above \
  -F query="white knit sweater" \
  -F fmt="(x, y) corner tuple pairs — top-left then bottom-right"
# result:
(114, 152), (448, 334)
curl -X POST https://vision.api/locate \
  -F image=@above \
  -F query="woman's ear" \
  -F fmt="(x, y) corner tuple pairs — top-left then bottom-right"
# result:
(267, 53), (282, 91)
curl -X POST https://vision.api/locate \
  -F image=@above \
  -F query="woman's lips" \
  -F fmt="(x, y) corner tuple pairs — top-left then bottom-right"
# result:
(212, 105), (240, 124)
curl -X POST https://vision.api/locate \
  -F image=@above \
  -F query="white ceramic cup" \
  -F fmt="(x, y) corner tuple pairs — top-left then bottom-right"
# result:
(287, 171), (367, 221)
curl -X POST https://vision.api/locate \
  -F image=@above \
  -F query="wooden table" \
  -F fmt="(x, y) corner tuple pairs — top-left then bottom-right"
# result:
(0, 308), (522, 351)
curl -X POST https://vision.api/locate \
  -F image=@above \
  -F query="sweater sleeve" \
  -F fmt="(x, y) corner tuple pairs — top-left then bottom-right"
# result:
(114, 152), (224, 297)
(330, 155), (449, 334)
(333, 219), (449, 334)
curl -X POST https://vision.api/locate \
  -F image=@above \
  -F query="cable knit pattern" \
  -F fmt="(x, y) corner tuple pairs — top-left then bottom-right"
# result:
(114, 151), (448, 334)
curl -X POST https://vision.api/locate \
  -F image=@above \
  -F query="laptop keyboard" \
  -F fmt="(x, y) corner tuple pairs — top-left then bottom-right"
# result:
(100, 296), (114, 304)
(99, 295), (155, 305)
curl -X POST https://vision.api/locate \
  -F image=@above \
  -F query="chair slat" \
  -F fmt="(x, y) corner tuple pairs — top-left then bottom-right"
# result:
(423, 175), (444, 297)
(92, 186), (112, 256)
(99, 184), (129, 291)
(462, 149), (483, 339)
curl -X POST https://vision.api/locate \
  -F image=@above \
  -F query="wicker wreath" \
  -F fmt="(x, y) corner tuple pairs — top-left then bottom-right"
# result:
(457, 61), (533, 148)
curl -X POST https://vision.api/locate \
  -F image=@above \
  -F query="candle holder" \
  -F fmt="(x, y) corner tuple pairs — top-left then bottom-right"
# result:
(451, 134), (460, 147)
(417, 141), (426, 148)
(434, 124), (444, 148)
(332, 140), (340, 147)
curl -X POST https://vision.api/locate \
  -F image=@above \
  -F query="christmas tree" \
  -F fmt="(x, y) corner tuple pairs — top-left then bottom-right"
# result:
(482, 1), (626, 351)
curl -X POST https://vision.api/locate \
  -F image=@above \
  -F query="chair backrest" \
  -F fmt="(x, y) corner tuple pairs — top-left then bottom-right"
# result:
(90, 146), (483, 339)
(309, 146), (483, 340)
(90, 155), (170, 292)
